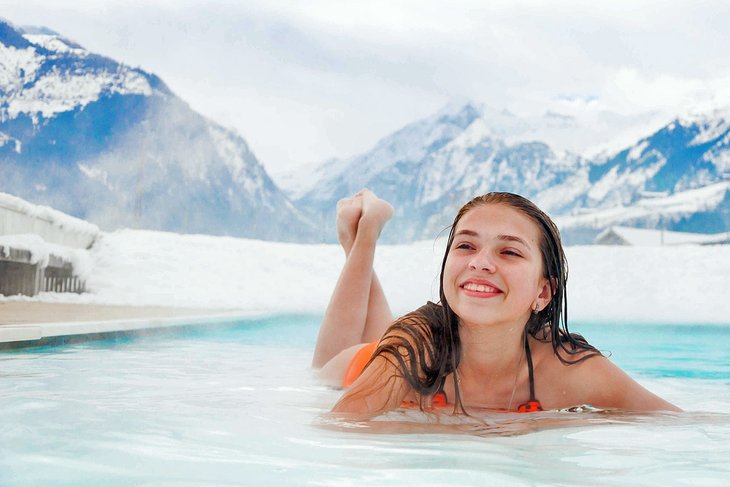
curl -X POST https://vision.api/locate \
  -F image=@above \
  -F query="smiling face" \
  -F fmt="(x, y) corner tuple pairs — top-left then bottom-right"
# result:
(442, 203), (552, 330)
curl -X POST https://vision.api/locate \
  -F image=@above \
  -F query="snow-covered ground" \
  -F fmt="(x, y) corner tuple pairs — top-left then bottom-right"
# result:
(2, 228), (729, 325)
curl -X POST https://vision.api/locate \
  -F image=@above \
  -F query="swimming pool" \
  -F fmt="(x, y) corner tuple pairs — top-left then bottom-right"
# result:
(1, 316), (729, 486)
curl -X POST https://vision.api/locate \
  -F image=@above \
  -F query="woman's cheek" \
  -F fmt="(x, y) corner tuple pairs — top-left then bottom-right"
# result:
(441, 263), (459, 303)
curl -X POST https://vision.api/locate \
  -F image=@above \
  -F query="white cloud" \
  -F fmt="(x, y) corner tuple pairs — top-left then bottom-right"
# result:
(3, 0), (730, 172)
(603, 68), (730, 116)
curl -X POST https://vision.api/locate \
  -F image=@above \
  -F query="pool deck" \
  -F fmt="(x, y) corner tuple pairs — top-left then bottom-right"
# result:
(0, 302), (254, 346)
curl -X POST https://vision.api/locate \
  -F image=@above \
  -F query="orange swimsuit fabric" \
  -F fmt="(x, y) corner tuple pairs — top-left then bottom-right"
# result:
(341, 341), (543, 413)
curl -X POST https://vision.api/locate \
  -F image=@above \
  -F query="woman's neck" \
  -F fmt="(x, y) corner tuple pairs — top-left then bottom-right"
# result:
(457, 320), (526, 378)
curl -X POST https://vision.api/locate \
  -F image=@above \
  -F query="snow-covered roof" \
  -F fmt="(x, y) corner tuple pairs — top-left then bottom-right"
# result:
(594, 225), (729, 246)
(0, 192), (99, 249)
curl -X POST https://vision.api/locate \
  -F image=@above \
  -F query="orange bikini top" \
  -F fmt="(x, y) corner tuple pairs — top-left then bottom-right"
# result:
(342, 339), (543, 413)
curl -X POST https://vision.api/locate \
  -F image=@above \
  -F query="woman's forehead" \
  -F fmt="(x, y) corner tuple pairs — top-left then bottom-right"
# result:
(456, 203), (541, 243)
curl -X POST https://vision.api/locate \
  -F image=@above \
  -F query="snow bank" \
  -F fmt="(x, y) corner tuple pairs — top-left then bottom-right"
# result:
(76, 229), (445, 316)
(567, 245), (730, 324)
(3, 228), (729, 325)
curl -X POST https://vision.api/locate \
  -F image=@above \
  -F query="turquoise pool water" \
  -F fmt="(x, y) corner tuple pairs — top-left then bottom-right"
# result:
(1, 316), (729, 486)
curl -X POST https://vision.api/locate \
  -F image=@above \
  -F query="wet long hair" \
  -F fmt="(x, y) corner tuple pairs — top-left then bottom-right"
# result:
(371, 192), (599, 412)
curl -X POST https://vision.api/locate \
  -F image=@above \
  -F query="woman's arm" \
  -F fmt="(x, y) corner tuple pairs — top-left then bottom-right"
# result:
(332, 353), (411, 419)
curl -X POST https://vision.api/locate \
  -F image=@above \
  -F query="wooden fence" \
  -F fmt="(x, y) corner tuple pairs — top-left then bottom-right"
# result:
(0, 245), (85, 297)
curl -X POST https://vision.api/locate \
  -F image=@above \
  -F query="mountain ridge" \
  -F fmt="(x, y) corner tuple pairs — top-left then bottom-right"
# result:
(3, 18), (729, 245)
(287, 100), (730, 244)
(0, 19), (318, 242)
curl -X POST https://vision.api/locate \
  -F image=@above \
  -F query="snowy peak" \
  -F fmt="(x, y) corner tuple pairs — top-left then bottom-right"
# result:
(0, 18), (33, 49)
(363, 100), (485, 171)
(295, 100), (490, 205)
(0, 19), (161, 123)
(430, 99), (483, 130)
(22, 32), (86, 55)
(586, 106), (730, 210)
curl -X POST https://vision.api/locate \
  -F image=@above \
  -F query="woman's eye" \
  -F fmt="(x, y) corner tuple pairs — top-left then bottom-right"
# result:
(502, 249), (522, 257)
(455, 243), (474, 250)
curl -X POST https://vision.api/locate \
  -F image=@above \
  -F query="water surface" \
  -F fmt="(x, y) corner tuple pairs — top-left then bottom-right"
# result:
(1, 316), (729, 486)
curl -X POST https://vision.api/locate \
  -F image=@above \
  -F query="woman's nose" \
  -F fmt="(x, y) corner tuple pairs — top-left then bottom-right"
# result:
(468, 250), (495, 272)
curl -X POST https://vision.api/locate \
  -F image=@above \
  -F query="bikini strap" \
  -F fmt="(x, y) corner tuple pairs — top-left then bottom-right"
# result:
(515, 335), (544, 412)
(524, 335), (536, 402)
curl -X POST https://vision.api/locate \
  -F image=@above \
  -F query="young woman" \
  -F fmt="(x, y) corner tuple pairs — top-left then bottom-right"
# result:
(312, 190), (680, 417)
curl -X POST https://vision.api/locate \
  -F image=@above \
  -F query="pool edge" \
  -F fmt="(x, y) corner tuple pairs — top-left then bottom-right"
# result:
(0, 310), (265, 350)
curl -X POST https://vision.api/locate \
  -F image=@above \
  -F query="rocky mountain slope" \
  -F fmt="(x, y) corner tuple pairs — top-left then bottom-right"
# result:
(0, 19), (317, 241)
(285, 101), (730, 244)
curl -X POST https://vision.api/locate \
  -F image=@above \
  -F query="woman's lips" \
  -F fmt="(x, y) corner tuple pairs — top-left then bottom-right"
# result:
(460, 280), (502, 297)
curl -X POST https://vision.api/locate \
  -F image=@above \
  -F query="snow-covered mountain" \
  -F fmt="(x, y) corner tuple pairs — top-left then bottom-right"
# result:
(585, 109), (730, 206)
(0, 19), (317, 242)
(288, 101), (587, 242)
(557, 108), (730, 242)
(3, 17), (728, 245)
(286, 101), (730, 244)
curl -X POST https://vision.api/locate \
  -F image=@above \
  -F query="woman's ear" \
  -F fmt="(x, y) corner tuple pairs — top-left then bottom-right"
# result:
(535, 277), (556, 311)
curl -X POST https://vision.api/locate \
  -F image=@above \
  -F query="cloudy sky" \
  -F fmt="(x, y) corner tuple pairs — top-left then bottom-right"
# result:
(4, 0), (730, 174)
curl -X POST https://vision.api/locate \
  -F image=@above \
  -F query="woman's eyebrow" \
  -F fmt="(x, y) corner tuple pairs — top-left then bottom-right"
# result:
(497, 234), (532, 250)
(454, 229), (478, 237)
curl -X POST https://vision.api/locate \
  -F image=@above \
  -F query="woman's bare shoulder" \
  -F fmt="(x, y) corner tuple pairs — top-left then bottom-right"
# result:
(530, 335), (598, 367)
(534, 340), (680, 412)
